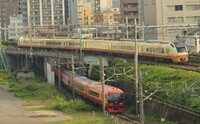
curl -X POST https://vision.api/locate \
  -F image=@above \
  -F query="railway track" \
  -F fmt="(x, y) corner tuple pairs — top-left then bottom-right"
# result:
(139, 61), (200, 73)
(112, 113), (139, 124)
(84, 52), (200, 73)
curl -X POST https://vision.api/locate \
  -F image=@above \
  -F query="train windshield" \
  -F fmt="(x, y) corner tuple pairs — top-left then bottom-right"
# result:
(176, 47), (187, 53)
(108, 93), (124, 104)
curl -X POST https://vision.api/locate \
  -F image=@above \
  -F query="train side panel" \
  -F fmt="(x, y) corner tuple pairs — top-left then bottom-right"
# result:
(18, 37), (188, 62)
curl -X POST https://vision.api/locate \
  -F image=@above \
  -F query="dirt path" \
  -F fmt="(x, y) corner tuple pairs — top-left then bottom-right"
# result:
(0, 87), (72, 124)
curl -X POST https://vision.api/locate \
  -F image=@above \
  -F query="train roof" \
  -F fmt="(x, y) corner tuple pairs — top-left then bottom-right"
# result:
(62, 68), (123, 93)
(74, 76), (123, 93)
(19, 37), (184, 47)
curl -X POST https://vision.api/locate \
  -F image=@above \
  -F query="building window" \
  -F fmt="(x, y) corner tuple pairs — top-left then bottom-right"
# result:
(167, 29), (184, 35)
(186, 4), (200, 10)
(168, 5), (183, 11)
(175, 5), (183, 11)
(168, 17), (184, 23)
(186, 16), (200, 23)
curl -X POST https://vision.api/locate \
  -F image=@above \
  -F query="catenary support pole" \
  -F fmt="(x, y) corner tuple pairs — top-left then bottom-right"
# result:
(126, 16), (129, 39)
(134, 19), (139, 116)
(68, 18), (70, 39)
(72, 55), (75, 99)
(100, 57), (105, 114)
(139, 70), (144, 124)
(58, 53), (61, 89)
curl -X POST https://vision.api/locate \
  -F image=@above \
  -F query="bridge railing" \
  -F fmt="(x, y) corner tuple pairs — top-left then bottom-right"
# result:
(4, 48), (80, 60)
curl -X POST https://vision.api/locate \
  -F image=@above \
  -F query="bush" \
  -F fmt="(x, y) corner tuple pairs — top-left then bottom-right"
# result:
(49, 98), (94, 112)
(128, 105), (136, 114)
(25, 83), (39, 92)
(9, 82), (24, 92)
(2, 41), (17, 47)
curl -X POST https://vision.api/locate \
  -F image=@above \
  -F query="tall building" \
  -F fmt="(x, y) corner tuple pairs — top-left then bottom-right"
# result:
(112, 0), (120, 7)
(69, 0), (93, 26)
(0, 0), (21, 27)
(0, 0), (21, 40)
(81, 6), (94, 26)
(143, 0), (200, 40)
(100, 0), (113, 12)
(120, 0), (139, 38)
(8, 14), (24, 40)
(121, 0), (138, 24)
(69, 0), (114, 26)
(22, 0), (68, 27)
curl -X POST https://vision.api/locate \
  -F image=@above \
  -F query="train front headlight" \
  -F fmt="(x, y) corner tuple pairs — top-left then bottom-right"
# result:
(180, 58), (185, 60)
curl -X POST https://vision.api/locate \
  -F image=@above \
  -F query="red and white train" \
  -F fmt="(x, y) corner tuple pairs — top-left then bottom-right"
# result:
(55, 67), (125, 113)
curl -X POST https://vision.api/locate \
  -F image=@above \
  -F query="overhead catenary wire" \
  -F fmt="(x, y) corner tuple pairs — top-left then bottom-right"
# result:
(151, 98), (200, 117)
(152, 95), (200, 114)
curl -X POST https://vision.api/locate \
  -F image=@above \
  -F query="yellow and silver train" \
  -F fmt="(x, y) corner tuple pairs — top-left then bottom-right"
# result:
(18, 37), (188, 63)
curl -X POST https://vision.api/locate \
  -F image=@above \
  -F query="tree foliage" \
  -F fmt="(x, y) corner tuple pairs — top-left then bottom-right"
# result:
(93, 58), (200, 112)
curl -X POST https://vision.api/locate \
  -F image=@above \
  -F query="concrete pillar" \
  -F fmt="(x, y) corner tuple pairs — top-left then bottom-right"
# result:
(43, 57), (47, 79)
(16, 55), (19, 71)
(20, 56), (24, 70)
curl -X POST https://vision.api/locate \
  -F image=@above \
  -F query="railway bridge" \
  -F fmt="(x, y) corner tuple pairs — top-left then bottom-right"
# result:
(0, 48), (109, 84)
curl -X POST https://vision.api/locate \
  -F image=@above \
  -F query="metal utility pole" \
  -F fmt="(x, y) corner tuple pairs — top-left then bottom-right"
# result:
(142, 22), (145, 40)
(79, 27), (83, 66)
(29, 16), (33, 55)
(126, 16), (129, 39)
(134, 19), (139, 115)
(139, 70), (144, 124)
(67, 18), (70, 39)
(58, 53), (61, 89)
(72, 55), (75, 99)
(96, 25), (98, 38)
(100, 57), (106, 114)
(198, 19), (200, 48)
(4, 24), (7, 41)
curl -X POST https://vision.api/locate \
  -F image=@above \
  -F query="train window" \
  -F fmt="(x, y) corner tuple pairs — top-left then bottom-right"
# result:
(170, 43), (175, 48)
(89, 90), (99, 97)
(75, 84), (84, 91)
(166, 49), (170, 53)
(46, 41), (61, 45)
(63, 77), (70, 85)
(147, 48), (149, 52)
(153, 48), (156, 52)
(156, 48), (165, 53)
(176, 47), (187, 52)
(150, 48), (153, 52)
(130, 46), (134, 50)
(111, 45), (117, 49)
(108, 93), (124, 101)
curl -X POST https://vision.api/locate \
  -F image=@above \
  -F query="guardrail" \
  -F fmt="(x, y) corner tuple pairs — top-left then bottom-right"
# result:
(4, 48), (80, 60)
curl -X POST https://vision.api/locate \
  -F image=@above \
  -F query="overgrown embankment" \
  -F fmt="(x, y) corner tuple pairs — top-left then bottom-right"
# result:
(0, 69), (117, 124)
(90, 58), (200, 124)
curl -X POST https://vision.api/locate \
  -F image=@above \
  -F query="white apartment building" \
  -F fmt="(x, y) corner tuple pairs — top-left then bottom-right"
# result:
(69, 0), (93, 26)
(22, 0), (67, 27)
(8, 14), (24, 41)
(69, 0), (113, 26)
(143, 0), (200, 40)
